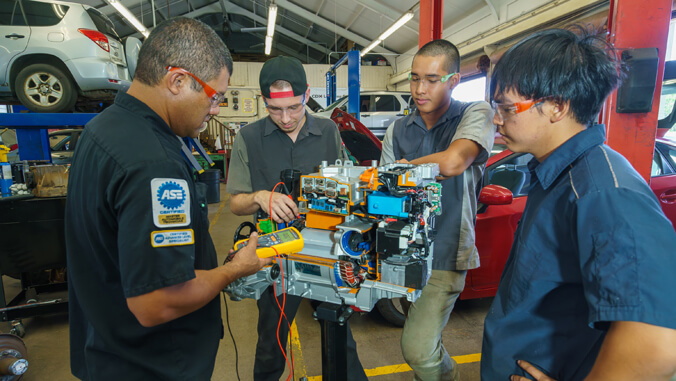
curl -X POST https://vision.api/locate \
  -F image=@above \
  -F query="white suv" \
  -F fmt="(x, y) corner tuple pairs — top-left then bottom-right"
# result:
(0, 0), (140, 113)
(314, 91), (412, 139)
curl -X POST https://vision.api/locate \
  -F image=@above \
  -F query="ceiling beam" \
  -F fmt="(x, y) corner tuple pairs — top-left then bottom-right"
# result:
(356, 0), (418, 34)
(96, 0), (173, 26)
(274, 0), (397, 56)
(344, 5), (365, 31)
(228, 21), (320, 63)
(484, 0), (499, 22)
(173, 1), (334, 59)
(315, 0), (326, 15)
(273, 40), (323, 64)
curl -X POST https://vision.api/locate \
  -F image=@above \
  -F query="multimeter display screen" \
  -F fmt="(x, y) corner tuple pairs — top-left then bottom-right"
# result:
(276, 229), (295, 242)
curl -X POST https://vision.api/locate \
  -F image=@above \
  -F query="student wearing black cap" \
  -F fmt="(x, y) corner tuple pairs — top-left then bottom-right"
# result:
(227, 56), (367, 381)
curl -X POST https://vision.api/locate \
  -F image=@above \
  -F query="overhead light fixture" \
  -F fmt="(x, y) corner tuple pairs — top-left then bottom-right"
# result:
(265, 35), (273, 55)
(264, 3), (277, 55)
(267, 4), (278, 37)
(107, 0), (150, 38)
(361, 39), (382, 57)
(361, 10), (415, 57)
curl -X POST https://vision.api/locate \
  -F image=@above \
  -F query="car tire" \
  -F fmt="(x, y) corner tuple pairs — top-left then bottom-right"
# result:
(15, 63), (78, 113)
(375, 297), (411, 327)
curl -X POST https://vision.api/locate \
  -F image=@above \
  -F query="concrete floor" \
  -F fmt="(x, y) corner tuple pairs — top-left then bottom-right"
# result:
(3, 184), (492, 380)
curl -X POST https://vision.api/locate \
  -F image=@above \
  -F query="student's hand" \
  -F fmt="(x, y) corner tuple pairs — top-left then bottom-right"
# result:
(228, 233), (272, 277)
(395, 158), (410, 164)
(511, 360), (557, 381)
(256, 191), (299, 223)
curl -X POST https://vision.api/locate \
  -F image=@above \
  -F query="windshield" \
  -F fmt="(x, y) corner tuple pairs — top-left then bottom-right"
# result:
(324, 96), (348, 111)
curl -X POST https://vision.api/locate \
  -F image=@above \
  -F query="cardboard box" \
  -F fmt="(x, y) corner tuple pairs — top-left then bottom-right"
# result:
(31, 165), (69, 197)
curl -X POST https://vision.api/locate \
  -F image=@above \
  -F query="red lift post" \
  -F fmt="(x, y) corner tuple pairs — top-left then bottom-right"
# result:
(418, 0), (443, 47)
(603, 0), (673, 182)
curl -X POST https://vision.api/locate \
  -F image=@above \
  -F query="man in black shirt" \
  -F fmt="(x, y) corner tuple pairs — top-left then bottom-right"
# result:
(65, 17), (270, 380)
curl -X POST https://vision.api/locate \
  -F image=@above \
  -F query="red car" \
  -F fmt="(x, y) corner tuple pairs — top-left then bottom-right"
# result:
(330, 108), (676, 325)
(461, 132), (676, 300)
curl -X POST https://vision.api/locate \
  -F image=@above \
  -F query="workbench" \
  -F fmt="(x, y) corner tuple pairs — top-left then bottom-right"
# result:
(0, 195), (69, 336)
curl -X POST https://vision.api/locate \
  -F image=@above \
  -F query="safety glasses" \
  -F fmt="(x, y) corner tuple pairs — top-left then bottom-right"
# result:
(265, 95), (306, 116)
(491, 97), (553, 121)
(408, 72), (457, 87)
(166, 66), (225, 107)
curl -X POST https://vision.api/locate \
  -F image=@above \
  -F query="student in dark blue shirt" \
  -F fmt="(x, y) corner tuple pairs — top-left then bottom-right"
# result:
(481, 26), (676, 381)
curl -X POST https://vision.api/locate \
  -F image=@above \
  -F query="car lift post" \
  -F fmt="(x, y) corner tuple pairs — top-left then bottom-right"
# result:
(602, 0), (672, 182)
(2, 112), (98, 162)
(313, 302), (354, 381)
(325, 49), (361, 121)
(418, 0), (443, 47)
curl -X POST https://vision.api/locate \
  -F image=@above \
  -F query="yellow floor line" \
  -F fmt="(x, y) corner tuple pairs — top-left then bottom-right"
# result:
(211, 192), (479, 380)
(208, 198), (227, 233)
(306, 353), (481, 380)
(289, 321), (307, 380)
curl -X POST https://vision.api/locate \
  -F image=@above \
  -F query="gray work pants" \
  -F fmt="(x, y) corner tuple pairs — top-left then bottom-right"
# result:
(401, 269), (467, 381)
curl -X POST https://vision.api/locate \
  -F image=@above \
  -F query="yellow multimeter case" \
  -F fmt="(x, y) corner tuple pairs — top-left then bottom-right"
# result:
(232, 227), (304, 259)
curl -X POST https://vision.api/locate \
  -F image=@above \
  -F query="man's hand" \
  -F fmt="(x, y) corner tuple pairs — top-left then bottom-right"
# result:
(126, 232), (272, 327)
(227, 232), (273, 276)
(255, 191), (299, 223)
(395, 159), (410, 164)
(512, 360), (557, 381)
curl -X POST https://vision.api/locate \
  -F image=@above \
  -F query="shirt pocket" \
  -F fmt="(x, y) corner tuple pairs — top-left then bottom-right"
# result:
(503, 238), (544, 312)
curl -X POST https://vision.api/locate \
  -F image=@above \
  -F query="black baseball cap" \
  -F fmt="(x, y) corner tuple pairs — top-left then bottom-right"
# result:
(259, 56), (308, 98)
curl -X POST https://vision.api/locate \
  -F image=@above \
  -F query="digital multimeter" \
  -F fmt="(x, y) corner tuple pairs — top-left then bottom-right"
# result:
(226, 227), (304, 262)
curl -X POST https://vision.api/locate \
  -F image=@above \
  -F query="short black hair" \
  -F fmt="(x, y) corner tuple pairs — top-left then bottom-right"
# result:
(414, 39), (460, 74)
(490, 25), (623, 126)
(134, 17), (233, 91)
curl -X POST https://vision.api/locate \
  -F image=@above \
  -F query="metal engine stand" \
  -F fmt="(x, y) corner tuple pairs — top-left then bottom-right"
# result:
(313, 303), (354, 381)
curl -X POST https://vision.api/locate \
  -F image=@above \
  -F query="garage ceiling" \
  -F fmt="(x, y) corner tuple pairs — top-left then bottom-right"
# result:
(80, 0), (489, 64)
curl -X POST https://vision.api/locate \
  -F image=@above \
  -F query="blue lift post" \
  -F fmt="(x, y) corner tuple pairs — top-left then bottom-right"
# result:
(2, 113), (97, 161)
(1, 111), (211, 172)
(325, 48), (361, 121)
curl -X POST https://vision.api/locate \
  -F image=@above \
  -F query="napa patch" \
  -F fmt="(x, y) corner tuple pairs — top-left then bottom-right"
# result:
(151, 229), (194, 247)
(151, 178), (191, 228)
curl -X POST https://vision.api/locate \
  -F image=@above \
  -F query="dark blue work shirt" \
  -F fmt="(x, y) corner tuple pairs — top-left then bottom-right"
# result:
(481, 124), (676, 381)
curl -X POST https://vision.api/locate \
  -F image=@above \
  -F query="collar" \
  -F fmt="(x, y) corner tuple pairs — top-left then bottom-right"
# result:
(115, 92), (175, 134)
(263, 112), (323, 138)
(113, 91), (182, 150)
(529, 124), (606, 189)
(404, 98), (465, 131)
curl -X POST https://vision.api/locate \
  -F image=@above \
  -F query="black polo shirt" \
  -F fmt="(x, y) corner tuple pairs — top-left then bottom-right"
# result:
(65, 91), (222, 380)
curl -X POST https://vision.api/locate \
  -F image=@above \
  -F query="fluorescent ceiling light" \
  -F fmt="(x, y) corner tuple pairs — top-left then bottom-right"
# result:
(265, 4), (277, 55)
(379, 11), (414, 40)
(267, 4), (278, 37)
(265, 35), (273, 55)
(360, 39), (382, 57)
(360, 10), (415, 57)
(108, 0), (150, 38)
